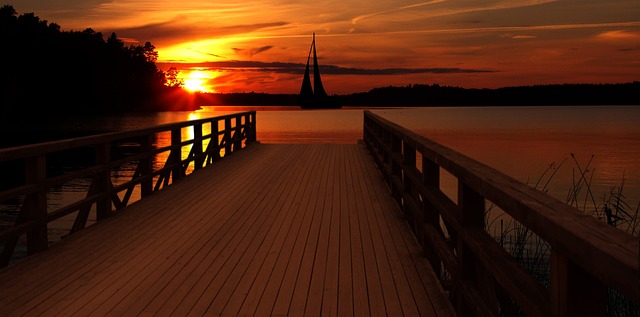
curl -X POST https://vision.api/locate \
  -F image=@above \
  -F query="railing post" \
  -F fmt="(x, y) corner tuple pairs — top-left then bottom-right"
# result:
(247, 112), (256, 143)
(550, 250), (606, 317)
(24, 155), (48, 254)
(402, 141), (416, 222)
(374, 119), (384, 160)
(234, 116), (242, 151)
(381, 130), (389, 167)
(363, 113), (370, 144)
(224, 117), (232, 157)
(391, 134), (402, 205)
(210, 119), (221, 163)
(422, 155), (442, 275)
(171, 128), (183, 181)
(376, 121), (383, 152)
(457, 182), (488, 316)
(140, 135), (153, 197)
(193, 123), (204, 170)
(95, 143), (112, 220)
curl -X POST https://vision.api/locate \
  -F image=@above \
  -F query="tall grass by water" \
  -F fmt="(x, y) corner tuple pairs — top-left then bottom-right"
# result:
(486, 154), (639, 316)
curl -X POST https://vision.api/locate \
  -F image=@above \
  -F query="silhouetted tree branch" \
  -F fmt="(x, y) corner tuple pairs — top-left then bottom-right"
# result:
(0, 5), (198, 116)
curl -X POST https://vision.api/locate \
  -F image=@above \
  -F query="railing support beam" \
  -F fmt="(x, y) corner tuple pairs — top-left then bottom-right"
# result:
(140, 135), (153, 197)
(95, 143), (112, 221)
(550, 250), (606, 317)
(194, 123), (204, 170)
(422, 156), (442, 275)
(24, 155), (48, 254)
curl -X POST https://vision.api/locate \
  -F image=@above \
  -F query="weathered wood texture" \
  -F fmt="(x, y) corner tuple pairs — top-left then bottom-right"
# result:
(0, 144), (454, 317)
(363, 110), (640, 317)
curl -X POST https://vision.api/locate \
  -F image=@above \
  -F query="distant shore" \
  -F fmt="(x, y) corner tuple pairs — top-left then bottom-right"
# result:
(189, 82), (640, 108)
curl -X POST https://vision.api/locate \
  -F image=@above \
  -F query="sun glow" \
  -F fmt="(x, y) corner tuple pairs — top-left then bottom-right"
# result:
(183, 70), (212, 93)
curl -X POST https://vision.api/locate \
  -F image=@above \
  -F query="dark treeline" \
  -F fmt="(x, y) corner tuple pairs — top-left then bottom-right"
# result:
(340, 82), (640, 107)
(191, 82), (639, 107)
(0, 5), (196, 116)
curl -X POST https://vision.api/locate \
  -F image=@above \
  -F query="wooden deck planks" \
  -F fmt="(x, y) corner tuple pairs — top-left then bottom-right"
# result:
(271, 144), (331, 317)
(0, 143), (454, 317)
(10, 145), (277, 316)
(344, 146), (370, 317)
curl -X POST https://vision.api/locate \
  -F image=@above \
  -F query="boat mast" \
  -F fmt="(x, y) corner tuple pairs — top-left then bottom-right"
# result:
(312, 33), (328, 97)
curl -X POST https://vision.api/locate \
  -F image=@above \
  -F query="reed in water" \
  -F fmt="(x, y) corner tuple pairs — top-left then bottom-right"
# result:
(485, 154), (639, 316)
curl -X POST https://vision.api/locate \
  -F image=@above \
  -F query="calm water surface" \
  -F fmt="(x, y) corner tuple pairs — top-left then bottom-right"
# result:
(205, 106), (640, 210)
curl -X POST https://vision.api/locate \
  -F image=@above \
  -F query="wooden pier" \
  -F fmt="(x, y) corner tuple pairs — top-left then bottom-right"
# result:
(0, 110), (638, 316)
(0, 143), (453, 316)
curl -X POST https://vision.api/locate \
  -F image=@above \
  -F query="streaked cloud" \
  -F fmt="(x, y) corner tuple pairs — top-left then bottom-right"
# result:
(232, 46), (275, 58)
(110, 19), (290, 45)
(500, 34), (538, 39)
(351, 0), (559, 25)
(597, 30), (640, 40)
(348, 22), (640, 37)
(159, 60), (495, 75)
(351, 1), (447, 26)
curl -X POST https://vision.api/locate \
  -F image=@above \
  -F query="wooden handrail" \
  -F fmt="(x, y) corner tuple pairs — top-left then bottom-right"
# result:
(363, 110), (639, 317)
(0, 112), (252, 162)
(0, 111), (256, 267)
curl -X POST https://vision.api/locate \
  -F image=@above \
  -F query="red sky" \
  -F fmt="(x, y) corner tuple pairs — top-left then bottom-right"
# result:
(13, 0), (640, 94)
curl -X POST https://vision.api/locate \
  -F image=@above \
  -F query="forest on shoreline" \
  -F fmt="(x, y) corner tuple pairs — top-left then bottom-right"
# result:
(189, 82), (639, 107)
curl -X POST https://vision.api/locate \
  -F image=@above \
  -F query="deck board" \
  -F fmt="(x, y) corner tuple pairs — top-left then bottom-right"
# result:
(0, 143), (454, 317)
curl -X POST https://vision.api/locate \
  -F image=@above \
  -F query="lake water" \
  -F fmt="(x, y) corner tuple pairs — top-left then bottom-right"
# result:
(205, 106), (640, 210)
(2, 105), (640, 252)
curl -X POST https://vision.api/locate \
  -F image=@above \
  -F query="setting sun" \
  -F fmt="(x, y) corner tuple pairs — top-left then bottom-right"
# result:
(183, 70), (211, 93)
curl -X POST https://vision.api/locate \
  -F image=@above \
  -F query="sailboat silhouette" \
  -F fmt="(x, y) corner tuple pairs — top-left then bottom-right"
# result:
(299, 33), (341, 109)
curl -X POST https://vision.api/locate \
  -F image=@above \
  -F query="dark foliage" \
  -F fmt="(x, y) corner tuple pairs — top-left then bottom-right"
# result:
(339, 82), (640, 107)
(189, 82), (639, 108)
(0, 5), (197, 116)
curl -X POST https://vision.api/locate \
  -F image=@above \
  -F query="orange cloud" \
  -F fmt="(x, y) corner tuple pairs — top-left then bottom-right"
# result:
(597, 30), (640, 40)
(500, 34), (538, 39)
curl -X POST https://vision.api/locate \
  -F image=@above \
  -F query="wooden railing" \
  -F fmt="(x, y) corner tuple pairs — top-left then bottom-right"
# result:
(0, 111), (256, 267)
(363, 110), (638, 317)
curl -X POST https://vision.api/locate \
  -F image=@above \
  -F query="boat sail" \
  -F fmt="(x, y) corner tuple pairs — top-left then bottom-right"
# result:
(299, 33), (341, 109)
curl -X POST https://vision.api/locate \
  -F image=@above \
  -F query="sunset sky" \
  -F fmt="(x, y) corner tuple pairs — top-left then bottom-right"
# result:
(12, 0), (640, 94)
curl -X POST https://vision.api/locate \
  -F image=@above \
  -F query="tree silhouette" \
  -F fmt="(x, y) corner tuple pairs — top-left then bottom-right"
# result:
(164, 67), (184, 88)
(0, 5), (197, 116)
